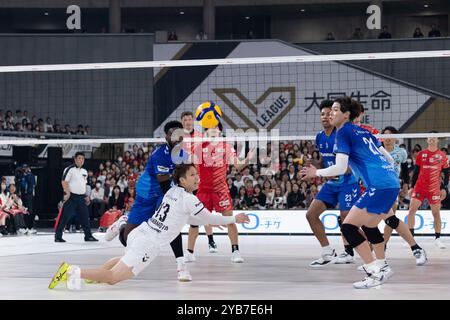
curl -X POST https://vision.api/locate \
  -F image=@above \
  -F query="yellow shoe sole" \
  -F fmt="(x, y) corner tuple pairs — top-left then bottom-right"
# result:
(48, 262), (69, 289)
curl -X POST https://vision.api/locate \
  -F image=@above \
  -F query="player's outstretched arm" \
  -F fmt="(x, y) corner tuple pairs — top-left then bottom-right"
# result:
(188, 209), (249, 226)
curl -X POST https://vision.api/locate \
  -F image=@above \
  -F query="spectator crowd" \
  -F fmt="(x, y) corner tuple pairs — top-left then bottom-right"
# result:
(0, 109), (91, 135)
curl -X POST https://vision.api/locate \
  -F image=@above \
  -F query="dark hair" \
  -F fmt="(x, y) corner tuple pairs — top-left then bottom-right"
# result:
(333, 96), (361, 121)
(319, 99), (334, 111)
(429, 130), (438, 134)
(173, 164), (195, 184)
(180, 111), (194, 119)
(382, 126), (398, 134)
(163, 120), (183, 134)
(74, 152), (85, 158)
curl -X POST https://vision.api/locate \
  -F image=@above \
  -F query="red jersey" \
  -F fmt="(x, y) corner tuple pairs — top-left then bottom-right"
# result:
(415, 149), (449, 193)
(183, 129), (203, 155)
(360, 124), (379, 135)
(193, 141), (236, 192)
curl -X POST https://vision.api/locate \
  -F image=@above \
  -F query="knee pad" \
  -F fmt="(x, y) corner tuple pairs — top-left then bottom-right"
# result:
(341, 223), (366, 248)
(119, 227), (127, 247)
(361, 226), (384, 244)
(337, 216), (343, 227)
(385, 215), (400, 229)
(190, 225), (199, 228)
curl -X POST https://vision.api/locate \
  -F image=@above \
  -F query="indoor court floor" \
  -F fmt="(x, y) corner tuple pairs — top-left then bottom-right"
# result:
(1, 232), (449, 300)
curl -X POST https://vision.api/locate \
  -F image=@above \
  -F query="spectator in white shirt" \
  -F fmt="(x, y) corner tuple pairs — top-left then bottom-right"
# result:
(90, 182), (106, 220)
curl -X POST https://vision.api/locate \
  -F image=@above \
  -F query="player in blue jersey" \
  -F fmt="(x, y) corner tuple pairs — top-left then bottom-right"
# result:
(302, 96), (413, 288)
(351, 110), (427, 272)
(306, 100), (361, 267)
(105, 120), (192, 282)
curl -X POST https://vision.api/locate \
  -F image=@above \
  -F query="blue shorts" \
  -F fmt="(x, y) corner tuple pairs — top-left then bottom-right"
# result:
(127, 194), (163, 225)
(315, 182), (360, 211)
(354, 187), (400, 214)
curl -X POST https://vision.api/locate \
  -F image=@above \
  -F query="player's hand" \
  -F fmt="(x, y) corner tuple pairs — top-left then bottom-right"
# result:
(408, 189), (413, 197)
(300, 165), (317, 180)
(441, 189), (447, 200)
(235, 213), (250, 224)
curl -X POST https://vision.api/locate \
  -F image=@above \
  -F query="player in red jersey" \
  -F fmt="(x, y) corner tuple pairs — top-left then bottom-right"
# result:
(352, 104), (380, 135)
(408, 132), (449, 249)
(180, 111), (218, 253)
(185, 122), (255, 263)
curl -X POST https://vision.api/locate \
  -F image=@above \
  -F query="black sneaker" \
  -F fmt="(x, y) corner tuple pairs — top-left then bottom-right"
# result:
(55, 238), (66, 243)
(85, 236), (98, 242)
(208, 242), (218, 253)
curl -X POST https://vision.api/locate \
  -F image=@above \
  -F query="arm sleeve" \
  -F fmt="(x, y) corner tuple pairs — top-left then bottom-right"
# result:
(378, 146), (394, 164)
(442, 168), (449, 190)
(184, 193), (236, 225)
(187, 208), (236, 226)
(316, 153), (349, 177)
(411, 165), (420, 188)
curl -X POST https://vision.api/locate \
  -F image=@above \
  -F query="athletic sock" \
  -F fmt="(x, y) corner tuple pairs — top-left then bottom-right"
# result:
(344, 245), (354, 257)
(321, 245), (332, 254)
(409, 228), (415, 237)
(435, 233), (441, 239)
(232, 244), (239, 252)
(176, 257), (185, 268)
(208, 234), (215, 245)
(411, 244), (421, 251)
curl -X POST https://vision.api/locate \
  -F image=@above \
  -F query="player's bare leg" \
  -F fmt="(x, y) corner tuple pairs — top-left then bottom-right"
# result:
(407, 197), (422, 236)
(222, 210), (243, 263)
(431, 203), (445, 248)
(205, 225), (218, 252)
(185, 226), (199, 262)
(306, 199), (329, 247)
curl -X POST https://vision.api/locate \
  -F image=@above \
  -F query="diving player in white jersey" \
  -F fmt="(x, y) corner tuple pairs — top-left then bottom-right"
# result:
(301, 96), (420, 289)
(48, 164), (250, 290)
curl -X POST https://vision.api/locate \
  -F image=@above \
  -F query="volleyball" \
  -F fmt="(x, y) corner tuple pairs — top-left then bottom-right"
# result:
(195, 101), (222, 129)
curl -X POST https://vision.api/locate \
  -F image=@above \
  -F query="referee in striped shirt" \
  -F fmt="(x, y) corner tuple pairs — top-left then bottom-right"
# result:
(55, 152), (98, 242)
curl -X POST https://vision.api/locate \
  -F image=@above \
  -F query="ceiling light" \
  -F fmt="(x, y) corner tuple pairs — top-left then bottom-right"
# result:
(300, 9), (306, 12)
(424, 4), (429, 8)
(245, 16), (250, 19)
(180, 11), (185, 15)
(44, 12), (49, 16)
